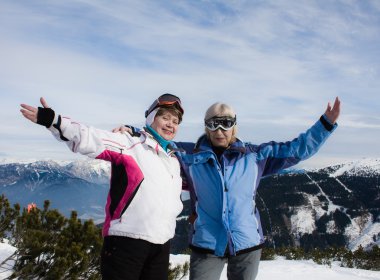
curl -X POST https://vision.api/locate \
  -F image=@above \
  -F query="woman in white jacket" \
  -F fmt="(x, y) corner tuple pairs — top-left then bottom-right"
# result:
(20, 94), (184, 280)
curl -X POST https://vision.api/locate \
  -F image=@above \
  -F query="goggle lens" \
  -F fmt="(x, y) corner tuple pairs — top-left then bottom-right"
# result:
(145, 94), (184, 117)
(205, 117), (236, 131)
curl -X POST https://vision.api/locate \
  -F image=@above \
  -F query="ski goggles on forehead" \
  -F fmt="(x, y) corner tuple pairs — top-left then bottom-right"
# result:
(204, 116), (236, 131)
(145, 93), (184, 117)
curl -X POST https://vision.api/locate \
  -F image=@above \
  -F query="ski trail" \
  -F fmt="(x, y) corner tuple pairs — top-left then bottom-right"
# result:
(332, 177), (352, 193)
(304, 172), (339, 214)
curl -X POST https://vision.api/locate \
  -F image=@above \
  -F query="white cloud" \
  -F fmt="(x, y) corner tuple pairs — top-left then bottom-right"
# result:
(0, 0), (379, 165)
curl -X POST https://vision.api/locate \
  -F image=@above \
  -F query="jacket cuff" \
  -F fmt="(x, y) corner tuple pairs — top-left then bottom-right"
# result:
(320, 114), (336, 132)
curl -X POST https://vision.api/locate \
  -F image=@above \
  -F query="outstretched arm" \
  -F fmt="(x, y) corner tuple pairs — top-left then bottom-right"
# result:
(258, 97), (341, 176)
(20, 97), (132, 159)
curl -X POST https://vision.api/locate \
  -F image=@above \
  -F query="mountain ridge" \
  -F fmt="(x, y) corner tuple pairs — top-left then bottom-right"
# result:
(0, 157), (379, 252)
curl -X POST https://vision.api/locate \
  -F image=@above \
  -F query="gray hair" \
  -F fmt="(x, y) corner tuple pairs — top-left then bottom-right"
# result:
(204, 103), (236, 120)
(204, 103), (238, 144)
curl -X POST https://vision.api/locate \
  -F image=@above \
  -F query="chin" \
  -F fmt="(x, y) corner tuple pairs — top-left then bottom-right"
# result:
(164, 135), (175, 141)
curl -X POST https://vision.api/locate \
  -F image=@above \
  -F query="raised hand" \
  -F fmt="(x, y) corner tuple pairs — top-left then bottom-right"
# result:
(20, 97), (52, 126)
(324, 97), (341, 124)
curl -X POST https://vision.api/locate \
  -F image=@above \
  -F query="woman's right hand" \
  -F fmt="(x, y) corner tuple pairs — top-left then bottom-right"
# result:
(112, 126), (132, 134)
(20, 97), (50, 124)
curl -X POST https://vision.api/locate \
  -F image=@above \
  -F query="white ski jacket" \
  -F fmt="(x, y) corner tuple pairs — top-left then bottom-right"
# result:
(48, 114), (183, 244)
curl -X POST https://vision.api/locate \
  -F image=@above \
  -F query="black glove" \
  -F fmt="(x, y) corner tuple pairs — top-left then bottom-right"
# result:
(37, 107), (55, 128)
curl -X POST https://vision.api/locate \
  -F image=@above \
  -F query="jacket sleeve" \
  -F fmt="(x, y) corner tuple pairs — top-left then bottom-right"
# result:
(48, 114), (134, 160)
(171, 141), (196, 191)
(257, 115), (337, 177)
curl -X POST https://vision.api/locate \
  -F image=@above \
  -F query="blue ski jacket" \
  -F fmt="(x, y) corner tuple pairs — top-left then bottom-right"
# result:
(175, 115), (337, 257)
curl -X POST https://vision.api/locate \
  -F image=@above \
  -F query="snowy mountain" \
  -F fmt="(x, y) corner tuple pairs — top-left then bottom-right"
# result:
(0, 159), (110, 223)
(172, 158), (380, 253)
(65, 160), (110, 184)
(254, 159), (380, 251)
(0, 158), (379, 252)
(312, 158), (380, 177)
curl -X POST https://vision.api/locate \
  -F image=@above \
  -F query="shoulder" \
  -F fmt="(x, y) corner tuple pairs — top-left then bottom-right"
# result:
(173, 141), (196, 153)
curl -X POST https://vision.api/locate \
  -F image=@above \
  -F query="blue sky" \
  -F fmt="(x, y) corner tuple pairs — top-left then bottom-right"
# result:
(1, 0), (379, 168)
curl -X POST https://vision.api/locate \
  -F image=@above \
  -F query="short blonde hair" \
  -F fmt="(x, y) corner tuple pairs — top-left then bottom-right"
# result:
(204, 103), (238, 143)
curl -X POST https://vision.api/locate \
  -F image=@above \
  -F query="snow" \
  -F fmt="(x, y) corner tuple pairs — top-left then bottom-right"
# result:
(290, 208), (316, 234)
(329, 158), (380, 177)
(0, 241), (16, 279)
(346, 214), (380, 250)
(169, 254), (380, 280)
(333, 177), (353, 193)
(1, 242), (379, 279)
(304, 172), (340, 214)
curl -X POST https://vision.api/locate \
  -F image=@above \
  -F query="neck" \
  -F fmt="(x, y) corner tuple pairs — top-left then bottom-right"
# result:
(145, 125), (171, 152)
(212, 145), (227, 162)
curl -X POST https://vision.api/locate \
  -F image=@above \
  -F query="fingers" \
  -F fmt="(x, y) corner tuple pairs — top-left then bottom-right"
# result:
(20, 98), (53, 124)
(332, 97), (341, 113)
(325, 97), (341, 114)
(324, 96), (341, 124)
(40, 97), (49, 108)
(20, 103), (37, 113)
(112, 126), (131, 133)
(122, 127), (132, 134)
(20, 108), (37, 123)
(20, 103), (38, 123)
(326, 102), (332, 112)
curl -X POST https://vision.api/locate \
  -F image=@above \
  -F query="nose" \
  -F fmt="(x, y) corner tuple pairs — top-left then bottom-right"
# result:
(166, 120), (175, 128)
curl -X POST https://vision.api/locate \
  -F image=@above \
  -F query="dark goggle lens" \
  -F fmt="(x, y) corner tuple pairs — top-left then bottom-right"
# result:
(205, 117), (236, 131)
(145, 93), (184, 117)
(158, 94), (181, 105)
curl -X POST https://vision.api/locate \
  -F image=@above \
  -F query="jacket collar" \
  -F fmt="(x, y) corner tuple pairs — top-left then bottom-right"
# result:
(194, 134), (247, 154)
(141, 130), (176, 156)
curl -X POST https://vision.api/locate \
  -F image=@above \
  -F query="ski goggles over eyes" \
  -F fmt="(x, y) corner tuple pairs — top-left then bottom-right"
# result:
(204, 116), (236, 131)
(145, 93), (184, 117)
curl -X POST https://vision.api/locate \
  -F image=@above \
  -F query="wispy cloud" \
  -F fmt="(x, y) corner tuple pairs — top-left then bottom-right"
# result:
(1, 0), (379, 166)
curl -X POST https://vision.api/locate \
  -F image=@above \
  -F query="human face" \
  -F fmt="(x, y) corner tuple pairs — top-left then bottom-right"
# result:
(208, 127), (233, 148)
(151, 111), (179, 141)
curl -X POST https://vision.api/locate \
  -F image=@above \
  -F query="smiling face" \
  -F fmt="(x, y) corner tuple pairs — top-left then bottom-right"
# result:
(150, 110), (180, 141)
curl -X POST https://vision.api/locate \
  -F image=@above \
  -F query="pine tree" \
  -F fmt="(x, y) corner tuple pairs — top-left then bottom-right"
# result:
(168, 261), (189, 280)
(0, 195), (20, 241)
(9, 200), (102, 279)
(261, 247), (276, 260)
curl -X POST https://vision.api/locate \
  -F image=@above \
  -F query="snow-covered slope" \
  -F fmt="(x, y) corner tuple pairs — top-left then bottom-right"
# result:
(1, 242), (379, 280)
(65, 159), (110, 184)
(317, 158), (380, 177)
(0, 241), (16, 279)
(169, 254), (380, 280)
